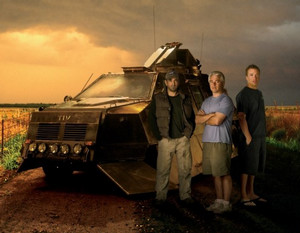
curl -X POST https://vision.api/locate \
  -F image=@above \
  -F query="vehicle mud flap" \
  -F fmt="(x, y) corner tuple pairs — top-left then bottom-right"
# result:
(97, 161), (177, 195)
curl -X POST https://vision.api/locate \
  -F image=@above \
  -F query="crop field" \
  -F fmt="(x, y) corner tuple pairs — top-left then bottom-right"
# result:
(0, 108), (34, 170)
(0, 107), (34, 123)
(0, 108), (33, 143)
(0, 106), (299, 170)
(1, 106), (300, 142)
(0, 108), (32, 120)
(265, 105), (300, 152)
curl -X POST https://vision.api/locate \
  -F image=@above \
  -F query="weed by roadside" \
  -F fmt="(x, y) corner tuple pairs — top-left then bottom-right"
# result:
(0, 134), (25, 170)
(266, 107), (300, 152)
(266, 137), (300, 152)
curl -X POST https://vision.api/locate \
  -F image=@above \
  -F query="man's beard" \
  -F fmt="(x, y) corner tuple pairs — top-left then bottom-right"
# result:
(168, 86), (178, 93)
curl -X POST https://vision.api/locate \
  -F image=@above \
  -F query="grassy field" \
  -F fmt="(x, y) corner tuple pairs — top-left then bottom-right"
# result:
(265, 105), (300, 152)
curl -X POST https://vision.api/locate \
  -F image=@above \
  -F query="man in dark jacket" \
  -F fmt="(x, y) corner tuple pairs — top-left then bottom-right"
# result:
(148, 69), (195, 204)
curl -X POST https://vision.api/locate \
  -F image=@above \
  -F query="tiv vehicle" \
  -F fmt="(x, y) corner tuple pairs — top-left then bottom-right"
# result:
(19, 42), (212, 195)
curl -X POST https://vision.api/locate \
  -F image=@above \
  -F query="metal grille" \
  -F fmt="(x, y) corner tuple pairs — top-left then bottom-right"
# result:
(63, 124), (87, 141)
(37, 123), (60, 140)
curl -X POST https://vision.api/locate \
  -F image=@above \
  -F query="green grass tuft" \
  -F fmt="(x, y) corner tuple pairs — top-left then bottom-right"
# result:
(266, 137), (300, 152)
(0, 134), (25, 170)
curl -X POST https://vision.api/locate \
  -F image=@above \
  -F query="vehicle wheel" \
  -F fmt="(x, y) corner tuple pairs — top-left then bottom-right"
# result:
(144, 145), (157, 169)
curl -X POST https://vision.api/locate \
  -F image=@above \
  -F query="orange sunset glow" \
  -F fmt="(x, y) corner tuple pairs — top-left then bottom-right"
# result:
(0, 28), (141, 103)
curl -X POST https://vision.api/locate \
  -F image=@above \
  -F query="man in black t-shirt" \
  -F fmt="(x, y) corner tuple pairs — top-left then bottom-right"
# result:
(236, 64), (267, 207)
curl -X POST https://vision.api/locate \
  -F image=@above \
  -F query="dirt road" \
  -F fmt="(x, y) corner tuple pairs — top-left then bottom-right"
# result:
(1, 148), (299, 233)
(0, 168), (142, 233)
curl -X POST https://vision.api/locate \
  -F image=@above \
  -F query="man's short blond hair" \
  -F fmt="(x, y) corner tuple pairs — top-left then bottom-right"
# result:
(208, 71), (225, 85)
(246, 64), (260, 76)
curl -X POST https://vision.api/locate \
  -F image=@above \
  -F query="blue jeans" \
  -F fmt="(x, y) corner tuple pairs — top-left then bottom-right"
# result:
(156, 136), (192, 200)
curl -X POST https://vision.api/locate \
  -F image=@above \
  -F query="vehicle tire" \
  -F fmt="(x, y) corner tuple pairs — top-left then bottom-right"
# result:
(144, 145), (157, 169)
(42, 164), (73, 179)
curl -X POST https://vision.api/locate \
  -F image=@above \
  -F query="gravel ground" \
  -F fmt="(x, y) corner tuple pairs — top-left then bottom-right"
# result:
(1, 145), (299, 233)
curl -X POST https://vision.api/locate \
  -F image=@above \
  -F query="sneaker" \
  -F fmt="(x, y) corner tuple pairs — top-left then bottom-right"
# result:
(213, 203), (232, 214)
(206, 200), (222, 212)
(153, 199), (166, 207)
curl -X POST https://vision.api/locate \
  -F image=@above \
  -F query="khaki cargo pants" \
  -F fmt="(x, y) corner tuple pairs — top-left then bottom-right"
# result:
(155, 136), (192, 201)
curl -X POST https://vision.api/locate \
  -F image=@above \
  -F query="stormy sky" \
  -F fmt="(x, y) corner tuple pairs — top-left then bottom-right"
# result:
(0, 0), (299, 105)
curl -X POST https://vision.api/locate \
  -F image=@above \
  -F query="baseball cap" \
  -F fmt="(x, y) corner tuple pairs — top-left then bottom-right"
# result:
(165, 69), (179, 80)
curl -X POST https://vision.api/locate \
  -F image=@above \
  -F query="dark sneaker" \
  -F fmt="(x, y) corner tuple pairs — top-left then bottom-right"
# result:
(153, 199), (167, 207)
(181, 197), (196, 206)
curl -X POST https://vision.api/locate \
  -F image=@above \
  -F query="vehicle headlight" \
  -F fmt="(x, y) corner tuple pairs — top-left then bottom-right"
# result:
(38, 143), (47, 153)
(73, 144), (83, 154)
(29, 143), (37, 152)
(61, 144), (70, 154)
(49, 144), (58, 154)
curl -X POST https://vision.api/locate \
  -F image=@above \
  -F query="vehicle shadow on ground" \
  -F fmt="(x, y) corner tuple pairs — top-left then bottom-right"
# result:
(40, 167), (127, 196)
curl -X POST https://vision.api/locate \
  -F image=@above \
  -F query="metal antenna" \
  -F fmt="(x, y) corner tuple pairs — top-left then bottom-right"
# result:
(81, 73), (93, 92)
(153, 4), (156, 50)
(200, 33), (204, 61)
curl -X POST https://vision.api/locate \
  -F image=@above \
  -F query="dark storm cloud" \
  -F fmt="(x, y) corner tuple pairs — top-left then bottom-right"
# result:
(1, 0), (299, 51)
(0, 0), (299, 105)
(0, 0), (156, 51)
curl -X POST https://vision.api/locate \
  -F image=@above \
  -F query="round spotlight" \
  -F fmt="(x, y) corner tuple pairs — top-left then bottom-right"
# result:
(29, 143), (37, 152)
(73, 144), (83, 154)
(49, 144), (58, 154)
(61, 144), (70, 154)
(38, 143), (47, 153)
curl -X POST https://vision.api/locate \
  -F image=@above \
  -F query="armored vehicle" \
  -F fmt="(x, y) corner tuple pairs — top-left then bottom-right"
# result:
(19, 42), (212, 195)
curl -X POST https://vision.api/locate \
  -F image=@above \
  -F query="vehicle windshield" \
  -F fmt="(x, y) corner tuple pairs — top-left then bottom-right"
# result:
(75, 73), (155, 100)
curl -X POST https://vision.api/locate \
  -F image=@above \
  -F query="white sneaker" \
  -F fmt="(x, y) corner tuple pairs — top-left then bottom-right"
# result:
(206, 200), (223, 212)
(213, 203), (232, 214)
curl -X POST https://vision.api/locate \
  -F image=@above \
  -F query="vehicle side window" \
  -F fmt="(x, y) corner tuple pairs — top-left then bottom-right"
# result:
(154, 73), (165, 94)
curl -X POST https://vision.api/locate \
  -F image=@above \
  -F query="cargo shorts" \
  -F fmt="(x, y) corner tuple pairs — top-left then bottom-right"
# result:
(202, 142), (232, 177)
